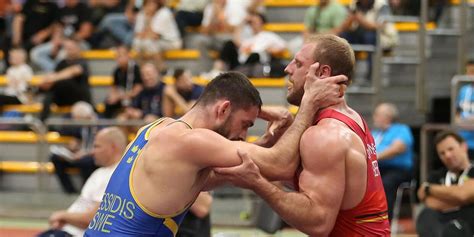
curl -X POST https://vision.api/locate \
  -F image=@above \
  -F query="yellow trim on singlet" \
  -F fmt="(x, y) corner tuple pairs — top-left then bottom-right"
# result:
(129, 117), (194, 219)
(164, 218), (179, 237)
(144, 118), (168, 140)
(355, 215), (389, 224)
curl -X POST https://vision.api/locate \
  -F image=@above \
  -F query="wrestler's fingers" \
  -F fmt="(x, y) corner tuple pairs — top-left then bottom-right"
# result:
(306, 62), (320, 78)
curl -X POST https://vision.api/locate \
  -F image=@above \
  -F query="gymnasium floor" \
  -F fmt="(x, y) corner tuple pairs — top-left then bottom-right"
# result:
(0, 192), (418, 237)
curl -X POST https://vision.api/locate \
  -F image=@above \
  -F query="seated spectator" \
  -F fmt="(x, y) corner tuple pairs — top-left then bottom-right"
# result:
(175, 0), (208, 41)
(11, 0), (59, 51)
(132, 0), (181, 71)
(304, 0), (347, 37)
(177, 192), (212, 237)
(372, 102), (414, 220)
(0, 47), (33, 108)
(163, 68), (204, 118)
(340, 0), (398, 82)
(219, 12), (287, 77)
(30, 0), (93, 72)
(118, 63), (165, 123)
(103, 45), (143, 118)
(38, 127), (127, 237)
(94, 0), (139, 47)
(289, 0), (347, 56)
(87, 0), (127, 26)
(1, 0), (19, 71)
(50, 101), (98, 194)
(38, 37), (92, 121)
(195, 0), (264, 71)
(455, 59), (474, 159)
(416, 130), (474, 237)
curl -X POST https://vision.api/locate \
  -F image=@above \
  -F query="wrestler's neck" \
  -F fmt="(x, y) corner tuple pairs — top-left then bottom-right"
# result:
(177, 106), (217, 130)
(320, 98), (351, 115)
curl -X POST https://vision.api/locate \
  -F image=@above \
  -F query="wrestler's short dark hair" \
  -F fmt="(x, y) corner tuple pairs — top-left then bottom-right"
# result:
(195, 72), (262, 111)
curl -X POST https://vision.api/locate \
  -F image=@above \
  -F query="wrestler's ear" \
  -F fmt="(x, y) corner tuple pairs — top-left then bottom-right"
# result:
(319, 65), (331, 78)
(216, 100), (231, 120)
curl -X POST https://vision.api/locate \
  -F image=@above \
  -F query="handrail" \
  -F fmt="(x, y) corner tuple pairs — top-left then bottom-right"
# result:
(416, 0), (428, 112)
(457, 0), (468, 74)
(45, 118), (147, 127)
(420, 123), (474, 183)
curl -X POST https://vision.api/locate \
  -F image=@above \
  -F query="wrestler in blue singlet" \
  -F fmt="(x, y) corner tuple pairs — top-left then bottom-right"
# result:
(85, 118), (192, 236)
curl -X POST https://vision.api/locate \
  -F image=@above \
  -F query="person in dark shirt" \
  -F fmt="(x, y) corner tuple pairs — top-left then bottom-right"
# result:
(163, 68), (204, 118)
(30, 0), (93, 72)
(104, 45), (143, 118)
(417, 130), (474, 237)
(38, 37), (91, 121)
(11, 0), (59, 51)
(118, 62), (165, 123)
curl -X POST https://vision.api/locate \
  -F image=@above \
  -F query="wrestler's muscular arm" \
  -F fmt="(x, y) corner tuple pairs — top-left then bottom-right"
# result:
(188, 64), (347, 181)
(217, 125), (348, 236)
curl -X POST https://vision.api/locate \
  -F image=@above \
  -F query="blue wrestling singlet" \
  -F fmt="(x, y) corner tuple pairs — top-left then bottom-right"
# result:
(85, 118), (192, 236)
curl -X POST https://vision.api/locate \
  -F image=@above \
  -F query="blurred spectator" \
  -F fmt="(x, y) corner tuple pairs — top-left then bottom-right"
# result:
(103, 45), (143, 118)
(218, 12), (287, 77)
(303, 0), (347, 38)
(38, 38), (92, 121)
(191, 0), (263, 72)
(289, 0), (347, 56)
(132, 0), (181, 71)
(30, 0), (93, 72)
(93, 0), (139, 47)
(118, 63), (165, 123)
(0, 0), (14, 72)
(177, 192), (212, 237)
(0, 47), (32, 108)
(87, 0), (127, 26)
(340, 0), (398, 82)
(193, 0), (243, 71)
(50, 101), (98, 194)
(39, 127), (127, 237)
(455, 59), (474, 159)
(11, 0), (59, 51)
(416, 130), (474, 237)
(372, 103), (414, 220)
(162, 68), (203, 118)
(175, 0), (208, 41)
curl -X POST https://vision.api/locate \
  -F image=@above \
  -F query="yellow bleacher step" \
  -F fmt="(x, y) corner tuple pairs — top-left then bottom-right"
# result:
(172, 0), (468, 8)
(0, 75), (112, 87)
(264, 22), (436, 32)
(0, 75), (286, 88)
(0, 131), (73, 143)
(81, 49), (200, 60)
(0, 161), (54, 174)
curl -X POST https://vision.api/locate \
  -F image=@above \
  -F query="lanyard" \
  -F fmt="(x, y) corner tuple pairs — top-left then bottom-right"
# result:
(373, 130), (385, 147)
(445, 165), (472, 186)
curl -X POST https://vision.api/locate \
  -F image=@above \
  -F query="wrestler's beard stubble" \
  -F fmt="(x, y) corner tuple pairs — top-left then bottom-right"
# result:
(287, 86), (304, 106)
(214, 115), (242, 141)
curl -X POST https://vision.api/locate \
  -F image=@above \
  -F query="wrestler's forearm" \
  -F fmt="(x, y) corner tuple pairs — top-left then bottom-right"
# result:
(252, 177), (329, 236)
(253, 102), (317, 180)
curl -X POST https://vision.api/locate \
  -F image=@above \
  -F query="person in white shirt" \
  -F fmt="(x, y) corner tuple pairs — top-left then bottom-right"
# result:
(218, 12), (287, 75)
(132, 0), (182, 71)
(0, 48), (33, 107)
(38, 127), (128, 237)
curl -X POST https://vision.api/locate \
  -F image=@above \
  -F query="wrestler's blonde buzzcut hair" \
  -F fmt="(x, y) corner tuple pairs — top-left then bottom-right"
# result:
(305, 34), (356, 84)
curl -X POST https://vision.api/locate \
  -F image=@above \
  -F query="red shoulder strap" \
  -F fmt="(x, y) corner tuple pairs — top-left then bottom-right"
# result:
(314, 109), (368, 146)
